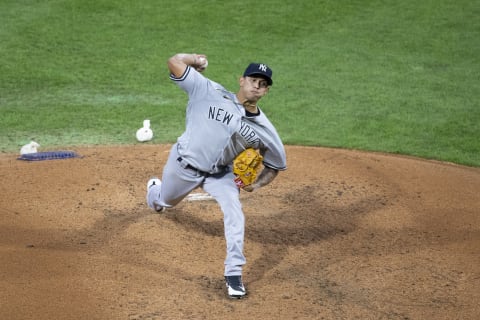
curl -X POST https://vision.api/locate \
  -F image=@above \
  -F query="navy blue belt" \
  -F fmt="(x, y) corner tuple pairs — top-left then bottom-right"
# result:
(177, 157), (209, 176)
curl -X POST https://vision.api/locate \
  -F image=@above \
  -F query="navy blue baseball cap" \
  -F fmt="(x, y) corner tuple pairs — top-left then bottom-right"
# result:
(243, 63), (273, 85)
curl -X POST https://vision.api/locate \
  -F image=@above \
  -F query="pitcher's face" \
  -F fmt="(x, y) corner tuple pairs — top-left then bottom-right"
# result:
(239, 76), (270, 102)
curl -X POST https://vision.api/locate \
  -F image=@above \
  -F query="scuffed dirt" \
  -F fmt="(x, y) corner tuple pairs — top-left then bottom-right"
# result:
(0, 145), (479, 319)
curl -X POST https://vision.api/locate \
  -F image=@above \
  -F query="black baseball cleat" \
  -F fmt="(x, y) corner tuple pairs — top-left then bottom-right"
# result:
(225, 275), (247, 299)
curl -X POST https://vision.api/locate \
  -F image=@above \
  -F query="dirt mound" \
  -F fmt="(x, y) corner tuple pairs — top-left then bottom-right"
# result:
(1, 145), (479, 319)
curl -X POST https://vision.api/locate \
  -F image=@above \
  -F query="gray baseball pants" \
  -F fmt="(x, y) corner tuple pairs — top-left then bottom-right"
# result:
(147, 143), (245, 276)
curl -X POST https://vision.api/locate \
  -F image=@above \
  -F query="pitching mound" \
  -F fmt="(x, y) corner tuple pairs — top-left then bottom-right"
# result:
(0, 145), (479, 319)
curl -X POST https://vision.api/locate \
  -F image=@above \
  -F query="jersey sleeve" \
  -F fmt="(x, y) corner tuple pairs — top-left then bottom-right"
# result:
(243, 114), (287, 171)
(169, 66), (209, 98)
(261, 136), (287, 171)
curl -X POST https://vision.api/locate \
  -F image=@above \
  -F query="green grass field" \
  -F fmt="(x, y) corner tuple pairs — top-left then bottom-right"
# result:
(1, 0), (479, 166)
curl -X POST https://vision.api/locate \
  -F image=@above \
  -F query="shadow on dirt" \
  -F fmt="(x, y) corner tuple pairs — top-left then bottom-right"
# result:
(162, 184), (388, 284)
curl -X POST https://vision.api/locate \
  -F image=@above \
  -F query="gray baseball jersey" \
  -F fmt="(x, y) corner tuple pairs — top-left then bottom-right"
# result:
(170, 66), (287, 173)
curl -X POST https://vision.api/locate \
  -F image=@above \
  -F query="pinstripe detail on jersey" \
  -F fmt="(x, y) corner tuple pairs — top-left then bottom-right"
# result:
(170, 66), (191, 82)
(263, 161), (287, 171)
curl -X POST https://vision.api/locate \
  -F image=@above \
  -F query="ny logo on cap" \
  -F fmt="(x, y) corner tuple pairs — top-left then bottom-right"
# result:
(259, 64), (268, 72)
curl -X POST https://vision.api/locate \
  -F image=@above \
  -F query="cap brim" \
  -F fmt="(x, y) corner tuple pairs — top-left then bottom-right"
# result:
(246, 73), (273, 85)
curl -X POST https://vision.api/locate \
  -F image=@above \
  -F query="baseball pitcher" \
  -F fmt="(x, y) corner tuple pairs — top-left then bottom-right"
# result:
(146, 53), (287, 298)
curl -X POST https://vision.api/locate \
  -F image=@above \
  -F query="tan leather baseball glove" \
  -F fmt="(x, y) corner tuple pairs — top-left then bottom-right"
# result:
(233, 148), (263, 188)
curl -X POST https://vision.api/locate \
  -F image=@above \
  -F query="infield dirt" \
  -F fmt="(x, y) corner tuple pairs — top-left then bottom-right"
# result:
(1, 145), (479, 319)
